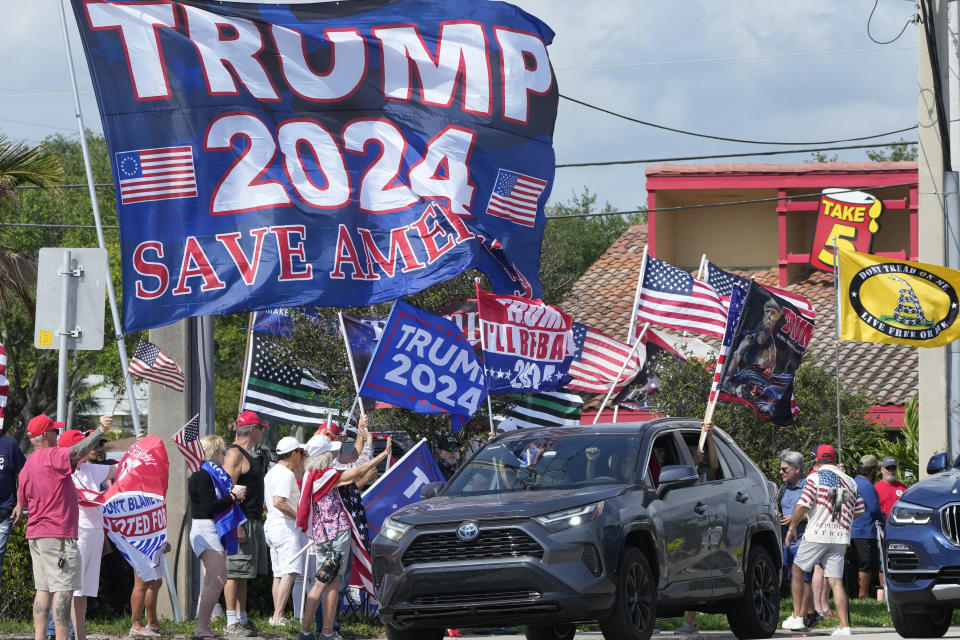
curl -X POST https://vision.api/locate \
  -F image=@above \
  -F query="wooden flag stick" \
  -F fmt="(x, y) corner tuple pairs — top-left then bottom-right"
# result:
(592, 323), (648, 425)
(109, 371), (134, 417)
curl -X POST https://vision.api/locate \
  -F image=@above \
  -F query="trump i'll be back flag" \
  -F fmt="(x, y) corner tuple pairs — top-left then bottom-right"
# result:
(839, 249), (960, 347)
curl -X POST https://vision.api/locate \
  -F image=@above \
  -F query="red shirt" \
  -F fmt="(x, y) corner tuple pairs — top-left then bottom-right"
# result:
(874, 478), (907, 517)
(18, 447), (78, 539)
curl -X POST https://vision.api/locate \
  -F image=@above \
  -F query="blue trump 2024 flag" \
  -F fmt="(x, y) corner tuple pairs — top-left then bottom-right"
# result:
(362, 439), (444, 538)
(359, 300), (486, 419)
(69, 0), (558, 332)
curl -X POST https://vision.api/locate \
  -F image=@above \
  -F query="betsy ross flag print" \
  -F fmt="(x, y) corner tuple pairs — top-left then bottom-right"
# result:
(486, 169), (547, 227)
(636, 256), (727, 338)
(115, 146), (197, 205)
(172, 414), (204, 472)
(0, 342), (7, 430)
(564, 324), (643, 394)
(129, 340), (185, 392)
(704, 260), (815, 319)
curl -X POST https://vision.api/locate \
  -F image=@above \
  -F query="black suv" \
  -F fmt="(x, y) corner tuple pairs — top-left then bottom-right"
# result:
(371, 419), (782, 640)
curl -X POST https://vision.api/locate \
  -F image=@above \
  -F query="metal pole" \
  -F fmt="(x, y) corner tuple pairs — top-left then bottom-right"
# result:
(833, 236), (842, 456)
(338, 312), (367, 418)
(56, 0), (142, 436)
(197, 316), (216, 436)
(57, 250), (72, 423)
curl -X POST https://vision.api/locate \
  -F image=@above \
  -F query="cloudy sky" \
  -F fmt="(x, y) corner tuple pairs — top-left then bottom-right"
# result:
(0, 0), (918, 213)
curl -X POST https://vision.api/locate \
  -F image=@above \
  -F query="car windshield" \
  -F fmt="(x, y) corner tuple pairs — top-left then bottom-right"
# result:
(444, 432), (642, 495)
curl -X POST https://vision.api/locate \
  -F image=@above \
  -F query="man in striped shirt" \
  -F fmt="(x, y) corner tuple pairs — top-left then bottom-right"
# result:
(782, 445), (864, 636)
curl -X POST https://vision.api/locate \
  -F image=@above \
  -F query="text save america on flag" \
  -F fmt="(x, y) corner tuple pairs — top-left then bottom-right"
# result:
(128, 340), (185, 392)
(635, 256), (728, 339)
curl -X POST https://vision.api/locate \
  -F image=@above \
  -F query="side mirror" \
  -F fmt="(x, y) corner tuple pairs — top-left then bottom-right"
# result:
(656, 464), (699, 497)
(927, 452), (950, 475)
(420, 481), (444, 499)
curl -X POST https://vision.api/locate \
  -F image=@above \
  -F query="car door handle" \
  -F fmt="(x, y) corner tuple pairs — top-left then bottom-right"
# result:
(694, 502), (708, 514)
(736, 491), (749, 503)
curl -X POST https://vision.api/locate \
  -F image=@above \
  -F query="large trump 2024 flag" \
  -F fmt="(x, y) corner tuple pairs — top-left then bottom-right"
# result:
(70, 0), (559, 332)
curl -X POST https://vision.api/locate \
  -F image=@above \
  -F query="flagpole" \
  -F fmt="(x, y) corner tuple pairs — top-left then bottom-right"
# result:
(696, 253), (707, 281)
(833, 237), (843, 457)
(474, 278), (497, 437)
(593, 323), (648, 424)
(238, 313), (255, 414)
(338, 311), (367, 418)
(56, 0), (141, 438)
(616, 248), (648, 425)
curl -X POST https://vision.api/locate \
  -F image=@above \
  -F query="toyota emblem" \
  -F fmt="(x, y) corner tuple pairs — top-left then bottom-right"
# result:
(456, 521), (480, 541)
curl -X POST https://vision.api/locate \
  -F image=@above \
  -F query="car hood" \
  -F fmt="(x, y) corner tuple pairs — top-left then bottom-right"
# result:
(390, 485), (627, 525)
(902, 469), (960, 508)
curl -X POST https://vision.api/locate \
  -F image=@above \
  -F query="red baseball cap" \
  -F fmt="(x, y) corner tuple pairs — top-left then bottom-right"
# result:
(815, 444), (837, 462)
(236, 410), (265, 429)
(27, 414), (65, 439)
(57, 430), (86, 448)
(324, 421), (341, 437)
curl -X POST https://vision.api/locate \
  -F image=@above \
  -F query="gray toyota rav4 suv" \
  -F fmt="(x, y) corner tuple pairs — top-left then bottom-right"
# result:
(372, 419), (782, 640)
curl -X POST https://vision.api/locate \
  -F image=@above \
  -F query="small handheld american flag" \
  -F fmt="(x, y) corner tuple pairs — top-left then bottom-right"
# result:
(129, 339), (185, 392)
(486, 169), (547, 227)
(173, 414), (204, 472)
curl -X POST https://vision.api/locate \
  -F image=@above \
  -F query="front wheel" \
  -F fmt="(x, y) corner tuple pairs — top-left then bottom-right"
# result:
(890, 602), (952, 638)
(726, 546), (779, 639)
(525, 623), (576, 640)
(385, 624), (445, 640)
(600, 546), (656, 640)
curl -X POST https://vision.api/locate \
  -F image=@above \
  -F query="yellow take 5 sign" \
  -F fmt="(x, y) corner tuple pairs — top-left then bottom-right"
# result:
(810, 188), (883, 272)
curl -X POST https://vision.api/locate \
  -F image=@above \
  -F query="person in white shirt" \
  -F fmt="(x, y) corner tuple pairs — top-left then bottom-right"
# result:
(782, 445), (864, 636)
(264, 437), (306, 627)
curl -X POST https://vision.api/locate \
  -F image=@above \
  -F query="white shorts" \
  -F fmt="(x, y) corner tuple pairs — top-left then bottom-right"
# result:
(265, 526), (307, 576)
(794, 540), (847, 579)
(77, 526), (104, 597)
(190, 519), (224, 558)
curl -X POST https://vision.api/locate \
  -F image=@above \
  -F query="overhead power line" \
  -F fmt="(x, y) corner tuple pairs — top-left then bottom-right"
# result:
(559, 94), (916, 146)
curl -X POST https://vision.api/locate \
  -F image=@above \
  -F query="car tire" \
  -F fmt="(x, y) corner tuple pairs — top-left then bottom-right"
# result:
(384, 624), (444, 640)
(600, 546), (656, 640)
(525, 623), (576, 640)
(890, 602), (952, 638)
(726, 546), (779, 639)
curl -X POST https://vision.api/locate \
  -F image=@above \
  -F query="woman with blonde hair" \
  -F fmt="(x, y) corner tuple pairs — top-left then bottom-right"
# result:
(188, 435), (247, 640)
(295, 433), (391, 640)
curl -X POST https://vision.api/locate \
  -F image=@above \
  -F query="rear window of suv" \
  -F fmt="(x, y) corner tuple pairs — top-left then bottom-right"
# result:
(445, 432), (642, 495)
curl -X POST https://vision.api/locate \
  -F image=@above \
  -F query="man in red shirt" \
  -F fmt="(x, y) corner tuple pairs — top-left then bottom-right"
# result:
(874, 456), (907, 519)
(14, 414), (110, 640)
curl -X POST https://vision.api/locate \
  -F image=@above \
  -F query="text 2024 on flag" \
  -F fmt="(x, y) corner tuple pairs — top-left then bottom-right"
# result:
(635, 256), (727, 338)
(128, 340), (184, 392)
(69, 0), (559, 332)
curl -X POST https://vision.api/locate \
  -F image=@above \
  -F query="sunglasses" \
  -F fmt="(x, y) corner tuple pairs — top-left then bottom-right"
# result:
(779, 466), (791, 472)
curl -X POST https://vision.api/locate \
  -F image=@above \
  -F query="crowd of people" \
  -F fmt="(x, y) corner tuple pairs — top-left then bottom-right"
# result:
(777, 445), (906, 636)
(0, 408), (394, 640)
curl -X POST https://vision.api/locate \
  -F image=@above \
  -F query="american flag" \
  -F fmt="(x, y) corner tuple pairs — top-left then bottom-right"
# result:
(172, 414), (204, 472)
(340, 485), (374, 594)
(129, 339), (185, 392)
(486, 169), (547, 227)
(565, 324), (643, 394)
(0, 342), (7, 430)
(705, 261), (815, 319)
(709, 285), (746, 405)
(800, 468), (864, 529)
(636, 256), (727, 338)
(115, 146), (197, 205)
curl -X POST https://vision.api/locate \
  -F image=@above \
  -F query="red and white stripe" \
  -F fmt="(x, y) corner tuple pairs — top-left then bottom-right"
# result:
(118, 146), (197, 205)
(343, 507), (374, 594)
(764, 284), (815, 320)
(566, 327), (643, 394)
(487, 173), (547, 227)
(636, 282), (727, 338)
(129, 353), (184, 392)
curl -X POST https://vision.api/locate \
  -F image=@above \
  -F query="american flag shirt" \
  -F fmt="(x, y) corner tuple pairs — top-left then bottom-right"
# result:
(797, 465), (864, 544)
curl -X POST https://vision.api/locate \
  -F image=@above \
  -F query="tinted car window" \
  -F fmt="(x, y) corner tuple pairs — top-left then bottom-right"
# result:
(679, 430), (724, 481)
(642, 431), (686, 487)
(444, 433), (641, 495)
(713, 437), (746, 478)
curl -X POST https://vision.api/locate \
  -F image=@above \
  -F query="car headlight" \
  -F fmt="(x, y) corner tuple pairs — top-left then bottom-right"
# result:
(381, 516), (412, 541)
(889, 501), (933, 526)
(534, 502), (604, 533)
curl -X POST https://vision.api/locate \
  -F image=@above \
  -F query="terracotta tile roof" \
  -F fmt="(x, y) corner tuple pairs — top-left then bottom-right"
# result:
(562, 225), (917, 406)
(646, 161), (917, 176)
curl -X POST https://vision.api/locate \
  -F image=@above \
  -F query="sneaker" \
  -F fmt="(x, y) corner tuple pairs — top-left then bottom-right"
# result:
(268, 617), (289, 627)
(804, 612), (824, 629)
(318, 633), (344, 640)
(782, 615), (806, 631)
(675, 623), (700, 634)
(224, 623), (254, 638)
(240, 620), (259, 634)
(297, 632), (316, 640)
(831, 627), (852, 636)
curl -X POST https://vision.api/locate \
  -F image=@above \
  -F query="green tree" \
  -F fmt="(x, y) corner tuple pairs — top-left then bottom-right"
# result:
(866, 139), (918, 162)
(808, 151), (839, 163)
(649, 352), (886, 480)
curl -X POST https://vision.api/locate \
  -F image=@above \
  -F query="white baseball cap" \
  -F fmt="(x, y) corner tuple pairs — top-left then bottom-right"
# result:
(305, 433), (333, 457)
(276, 436), (304, 456)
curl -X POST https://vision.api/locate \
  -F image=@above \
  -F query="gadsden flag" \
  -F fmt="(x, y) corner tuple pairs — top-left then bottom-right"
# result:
(839, 249), (960, 347)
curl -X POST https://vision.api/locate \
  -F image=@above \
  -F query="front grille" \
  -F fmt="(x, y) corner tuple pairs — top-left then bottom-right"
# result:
(402, 528), (543, 566)
(941, 505), (960, 546)
(887, 546), (918, 571)
(582, 543), (603, 577)
(412, 590), (540, 606)
(373, 557), (386, 588)
(937, 567), (960, 585)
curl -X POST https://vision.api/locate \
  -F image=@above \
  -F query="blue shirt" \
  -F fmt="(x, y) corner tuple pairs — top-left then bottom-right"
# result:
(0, 434), (27, 511)
(851, 475), (884, 538)
(779, 478), (806, 541)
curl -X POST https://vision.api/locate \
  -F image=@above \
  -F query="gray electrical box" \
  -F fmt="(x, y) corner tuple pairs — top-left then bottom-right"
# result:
(34, 248), (108, 350)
